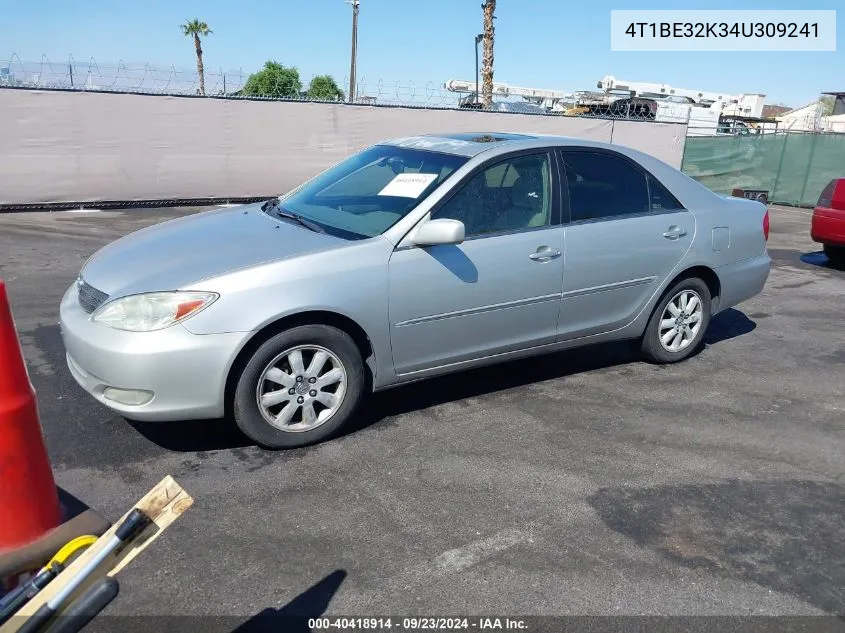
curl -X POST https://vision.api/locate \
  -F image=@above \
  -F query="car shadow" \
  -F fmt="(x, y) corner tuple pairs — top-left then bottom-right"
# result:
(127, 417), (253, 452)
(800, 250), (845, 272)
(342, 339), (639, 437)
(425, 244), (479, 283)
(83, 570), (348, 633)
(587, 479), (845, 615)
(231, 569), (347, 633)
(128, 309), (760, 452)
(343, 308), (757, 439)
(702, 307), (756, 345)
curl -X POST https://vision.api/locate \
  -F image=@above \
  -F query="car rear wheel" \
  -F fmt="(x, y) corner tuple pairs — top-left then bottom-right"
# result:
(640, 277), (711, 364)
(823, 244), (845, 268)
(233, 325), (365, 449)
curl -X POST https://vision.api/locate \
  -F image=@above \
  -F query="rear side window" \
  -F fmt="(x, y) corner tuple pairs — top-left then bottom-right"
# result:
(559, 151), (650, 222)
(648, 174), (685, 211)
(817, 180), (836, 208)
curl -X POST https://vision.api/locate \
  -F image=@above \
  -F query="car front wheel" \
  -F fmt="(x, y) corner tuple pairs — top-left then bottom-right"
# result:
(640, 277), (711, 364)
(233, 325), (365, 449)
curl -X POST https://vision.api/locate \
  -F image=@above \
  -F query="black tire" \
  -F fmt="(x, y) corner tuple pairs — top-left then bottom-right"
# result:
(640, 277), (712, 364)
(233, 325), (365, 449)
(823, 244), (845, 268)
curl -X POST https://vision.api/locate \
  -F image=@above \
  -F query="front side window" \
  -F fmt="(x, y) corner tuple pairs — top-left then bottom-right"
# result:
(432, 153), (553, 237)
(275, 145), (468, 239)
(560, 151), (650, 222)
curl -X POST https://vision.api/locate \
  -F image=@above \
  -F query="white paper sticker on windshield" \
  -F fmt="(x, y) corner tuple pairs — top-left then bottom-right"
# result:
(378, 173), (438, 198)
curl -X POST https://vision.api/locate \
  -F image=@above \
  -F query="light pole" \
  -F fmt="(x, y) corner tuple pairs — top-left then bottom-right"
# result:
(474, 33), (483, 105)
(346, 0), (360, 103)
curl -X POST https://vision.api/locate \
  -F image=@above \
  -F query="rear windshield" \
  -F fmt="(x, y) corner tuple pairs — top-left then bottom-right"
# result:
(275, 145), (469, 239)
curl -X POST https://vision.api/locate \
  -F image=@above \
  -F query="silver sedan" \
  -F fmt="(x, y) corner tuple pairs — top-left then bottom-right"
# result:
(59, 132), (771, 448)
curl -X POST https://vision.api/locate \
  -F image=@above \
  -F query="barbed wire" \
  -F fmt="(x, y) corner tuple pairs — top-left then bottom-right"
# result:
(2, 54), (838, 133)
(0, 54), (471, 106)
(0, 53), (701, 122)
(0, 54), (249, 97)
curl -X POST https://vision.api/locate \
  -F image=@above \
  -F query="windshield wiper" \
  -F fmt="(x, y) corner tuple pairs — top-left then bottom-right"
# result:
(262, 198), (325, 234)
(261, 197), (279, 212)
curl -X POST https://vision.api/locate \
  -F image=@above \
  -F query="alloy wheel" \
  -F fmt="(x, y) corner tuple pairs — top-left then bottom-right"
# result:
(658, 289), (704, 353)
(255, 345), (348, 432)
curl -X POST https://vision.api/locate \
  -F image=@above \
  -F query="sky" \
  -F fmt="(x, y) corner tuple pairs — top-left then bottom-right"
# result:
(0, 0), (842, 107)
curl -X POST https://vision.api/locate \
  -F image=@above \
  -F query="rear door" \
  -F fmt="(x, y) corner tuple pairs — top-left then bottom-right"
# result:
(557, 148), (694, 340)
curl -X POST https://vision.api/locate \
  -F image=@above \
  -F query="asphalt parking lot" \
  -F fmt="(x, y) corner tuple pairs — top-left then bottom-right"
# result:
(1, 204), (843, 623)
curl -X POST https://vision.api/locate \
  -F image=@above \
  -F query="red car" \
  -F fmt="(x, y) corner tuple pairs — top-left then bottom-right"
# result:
(811, 178), (845, 267)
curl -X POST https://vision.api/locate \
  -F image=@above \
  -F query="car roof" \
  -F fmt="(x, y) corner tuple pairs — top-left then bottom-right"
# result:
(381, 132), (622, 158)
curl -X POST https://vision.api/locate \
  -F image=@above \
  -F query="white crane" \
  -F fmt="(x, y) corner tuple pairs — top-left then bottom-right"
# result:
(596, 75), (735, 104)
(443, 79), (573, 109)
(596, 75), (766, 118)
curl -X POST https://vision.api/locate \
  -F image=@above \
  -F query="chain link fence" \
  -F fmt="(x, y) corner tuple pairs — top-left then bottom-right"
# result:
(0, 54), (696, 122)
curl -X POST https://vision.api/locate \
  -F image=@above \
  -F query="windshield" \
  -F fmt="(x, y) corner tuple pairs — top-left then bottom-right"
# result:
(272, 145), (469, 239)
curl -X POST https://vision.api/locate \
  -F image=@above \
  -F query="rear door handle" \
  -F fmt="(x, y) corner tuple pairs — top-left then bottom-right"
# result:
(529, 246), (561, 262)
(663, 225), (688, 240)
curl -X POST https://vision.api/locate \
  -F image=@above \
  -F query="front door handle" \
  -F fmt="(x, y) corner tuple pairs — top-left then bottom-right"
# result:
(663, 225), (688, 240)
(529, 246), (562, 262)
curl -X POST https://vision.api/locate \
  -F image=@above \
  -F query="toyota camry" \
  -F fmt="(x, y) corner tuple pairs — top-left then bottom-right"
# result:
(59, 132), (771, 448)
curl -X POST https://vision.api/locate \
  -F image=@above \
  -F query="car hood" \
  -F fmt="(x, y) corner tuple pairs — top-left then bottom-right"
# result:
(80, 203), (345, 296)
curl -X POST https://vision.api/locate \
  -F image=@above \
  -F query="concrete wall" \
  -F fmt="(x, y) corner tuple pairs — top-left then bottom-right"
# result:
(0, 89), (688, 206)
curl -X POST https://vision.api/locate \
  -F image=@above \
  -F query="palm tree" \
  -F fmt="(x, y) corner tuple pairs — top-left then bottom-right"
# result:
(480, 0), (496, 108)
(181, 19), (213, 95)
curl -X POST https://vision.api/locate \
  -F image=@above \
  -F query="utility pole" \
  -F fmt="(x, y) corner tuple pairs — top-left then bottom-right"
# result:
(474, 34), (483, 105)
(346, 0), (360, 103)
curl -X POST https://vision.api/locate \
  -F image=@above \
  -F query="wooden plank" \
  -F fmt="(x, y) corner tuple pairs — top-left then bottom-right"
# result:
(0, 475), (193, 632)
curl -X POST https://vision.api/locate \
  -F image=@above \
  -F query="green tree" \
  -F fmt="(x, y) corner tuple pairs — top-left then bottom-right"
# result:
(306, 75), (345, 101)
(820, 95), (835, 116)
(180, 19), (213, 96)
(242, 61), (302, 98)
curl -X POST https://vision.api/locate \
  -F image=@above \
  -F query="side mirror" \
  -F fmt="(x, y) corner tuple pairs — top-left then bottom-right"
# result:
(412, 218), (465, 246)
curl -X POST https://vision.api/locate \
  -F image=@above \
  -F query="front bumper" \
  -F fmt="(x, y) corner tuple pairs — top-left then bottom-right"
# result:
(59, 283), (249, 422)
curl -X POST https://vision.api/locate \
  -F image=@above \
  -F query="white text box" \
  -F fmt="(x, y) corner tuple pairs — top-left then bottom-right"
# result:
(611, 10), (836, 52)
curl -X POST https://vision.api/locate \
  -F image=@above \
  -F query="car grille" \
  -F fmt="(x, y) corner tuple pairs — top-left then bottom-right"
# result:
(77, 279), (109, 314)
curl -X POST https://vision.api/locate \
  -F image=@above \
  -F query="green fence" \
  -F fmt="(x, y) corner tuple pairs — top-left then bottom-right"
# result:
(681, 132), (845, 207)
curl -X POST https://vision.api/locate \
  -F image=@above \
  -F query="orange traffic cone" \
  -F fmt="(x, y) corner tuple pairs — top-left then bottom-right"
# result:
(0, 279), (62, 553)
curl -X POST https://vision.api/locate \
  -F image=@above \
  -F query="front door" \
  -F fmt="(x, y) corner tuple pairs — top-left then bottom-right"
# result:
(388, 150), (565, 376)
(556, 148), (695, 340)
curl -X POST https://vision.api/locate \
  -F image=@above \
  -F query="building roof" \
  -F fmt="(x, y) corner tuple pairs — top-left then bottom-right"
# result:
(780, 101), (823, 117)
(761, 104), (792, 118)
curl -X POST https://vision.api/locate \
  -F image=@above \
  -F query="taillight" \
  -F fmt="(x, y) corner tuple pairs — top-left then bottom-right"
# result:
(763, 210), (770, 241)
(818, 178), (845, 211)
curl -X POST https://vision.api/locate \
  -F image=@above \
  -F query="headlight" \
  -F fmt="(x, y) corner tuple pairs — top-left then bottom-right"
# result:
(91, 291), (219, 332)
